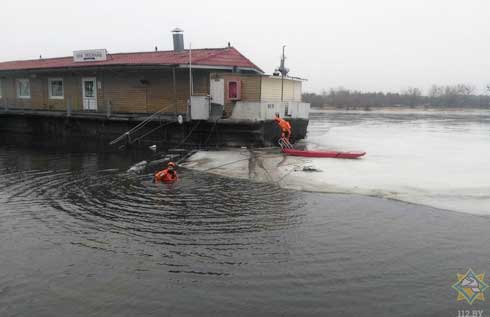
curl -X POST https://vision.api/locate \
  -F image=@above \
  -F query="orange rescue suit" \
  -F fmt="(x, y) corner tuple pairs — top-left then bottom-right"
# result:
(154, 168), (178, 183)
(274, 117), (291, 138)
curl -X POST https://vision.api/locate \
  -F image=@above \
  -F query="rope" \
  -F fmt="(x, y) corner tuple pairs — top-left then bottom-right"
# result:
(274, 164), (302, 184)
(176, 150), (198, 165)
(203, 119), (218, 147)
(176, 120), (201, 148)
(130, 121), (173, 144)
(197, 156), (301, 185)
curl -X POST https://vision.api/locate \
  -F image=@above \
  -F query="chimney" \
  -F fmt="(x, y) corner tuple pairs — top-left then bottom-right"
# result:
(172, 28), (184, 52)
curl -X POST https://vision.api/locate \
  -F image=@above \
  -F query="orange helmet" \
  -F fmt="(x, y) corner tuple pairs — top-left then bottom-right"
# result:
(168, 162), (176, 168)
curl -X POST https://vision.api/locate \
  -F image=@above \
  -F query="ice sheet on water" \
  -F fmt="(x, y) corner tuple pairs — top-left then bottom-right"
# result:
(183, 111), (490, 215)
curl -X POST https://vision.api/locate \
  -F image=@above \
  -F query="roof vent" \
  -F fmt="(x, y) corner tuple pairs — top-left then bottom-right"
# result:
(172, 28), (184, 52)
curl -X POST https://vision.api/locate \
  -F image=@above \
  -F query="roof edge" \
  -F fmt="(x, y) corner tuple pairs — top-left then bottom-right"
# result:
(0, 47), (234, 64)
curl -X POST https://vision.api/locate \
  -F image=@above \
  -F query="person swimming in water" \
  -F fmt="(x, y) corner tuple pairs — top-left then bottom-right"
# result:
(154, 161), (178, 183)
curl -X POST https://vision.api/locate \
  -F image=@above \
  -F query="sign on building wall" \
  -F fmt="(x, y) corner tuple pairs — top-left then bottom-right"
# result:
(73, 49), (108, 62)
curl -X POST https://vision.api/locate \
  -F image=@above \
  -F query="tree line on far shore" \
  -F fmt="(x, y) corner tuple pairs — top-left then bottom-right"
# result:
(303, 84), (490, 108)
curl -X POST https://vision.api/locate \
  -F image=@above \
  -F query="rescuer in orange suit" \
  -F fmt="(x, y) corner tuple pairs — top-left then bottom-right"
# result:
(274, 113), (292, 141)
(154, 162), (178, 183)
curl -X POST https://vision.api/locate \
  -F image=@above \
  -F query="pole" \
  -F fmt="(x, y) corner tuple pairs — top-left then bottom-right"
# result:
(280, 45), (285, 102)
(172, 67), (177, 117)
(188, 43), (193, 120)
(189, 43), (193, 97)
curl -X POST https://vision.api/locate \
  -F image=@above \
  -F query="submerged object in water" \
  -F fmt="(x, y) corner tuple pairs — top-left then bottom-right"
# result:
(301, 165), (321, 172)
(282, 148), (366, 159)
(127, 160), (148, 173)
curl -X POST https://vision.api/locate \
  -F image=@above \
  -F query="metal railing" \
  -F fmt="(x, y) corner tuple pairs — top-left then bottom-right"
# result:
(278, 137), (293, 149)
(109, 105), (171, 146)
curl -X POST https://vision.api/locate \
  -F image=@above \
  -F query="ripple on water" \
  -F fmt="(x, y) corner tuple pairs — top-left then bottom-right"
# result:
(0, 151), (308, 275)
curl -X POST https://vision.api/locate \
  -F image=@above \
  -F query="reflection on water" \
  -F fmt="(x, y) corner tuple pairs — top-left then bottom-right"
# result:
(1, 111), (490, 316)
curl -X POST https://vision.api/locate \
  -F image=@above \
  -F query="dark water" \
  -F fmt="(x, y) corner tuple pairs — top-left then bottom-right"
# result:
(1, 144), (490, 316)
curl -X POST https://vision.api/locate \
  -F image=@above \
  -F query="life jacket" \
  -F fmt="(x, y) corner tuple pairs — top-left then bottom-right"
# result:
(154, 168), (178, 183)
(274, 117), (291, 132)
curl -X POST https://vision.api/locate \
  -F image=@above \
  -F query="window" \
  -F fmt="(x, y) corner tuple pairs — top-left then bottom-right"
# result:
(0, 79), (2, 98)
(48, 78), (64, 99)
(16, 79), (30, 99)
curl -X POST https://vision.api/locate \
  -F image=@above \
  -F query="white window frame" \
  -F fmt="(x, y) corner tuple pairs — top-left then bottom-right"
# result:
(16, 78), (31, 99)
(48, 78), (64, 99)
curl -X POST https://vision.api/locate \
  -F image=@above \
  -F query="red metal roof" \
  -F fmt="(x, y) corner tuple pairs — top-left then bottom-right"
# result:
(0, 47), (263, 73)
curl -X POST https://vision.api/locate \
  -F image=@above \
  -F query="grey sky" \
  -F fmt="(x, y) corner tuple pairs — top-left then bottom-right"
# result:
(2, 0), (489, 94)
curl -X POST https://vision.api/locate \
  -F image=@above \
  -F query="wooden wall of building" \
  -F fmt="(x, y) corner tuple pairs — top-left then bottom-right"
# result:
(1, 72), (87, 111)
(102, 72), (148, 113)
(0, 69), (268, 116)
(0, 69), (210, 114)
(210, 72), (262, 114)
(144, 69), (209, 114)
(260, 77), (302, 102)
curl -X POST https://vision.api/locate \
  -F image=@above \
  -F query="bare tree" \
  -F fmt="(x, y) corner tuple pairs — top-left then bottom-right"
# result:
(303, 84), (490, 109)
(404, 87), (422, 108)
(428, 85), (444, 106)
(428, 85), (443, 97)
(485, 84), (490, 107)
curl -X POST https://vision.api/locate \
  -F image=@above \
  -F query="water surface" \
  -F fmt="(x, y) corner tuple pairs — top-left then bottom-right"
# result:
(1, 111), (490, 316)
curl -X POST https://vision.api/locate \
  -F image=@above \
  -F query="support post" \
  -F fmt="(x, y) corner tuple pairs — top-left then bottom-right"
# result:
(189, 43), (193, 97)
(66, 96), (72, 117)
(172, 67), (177, 118)
(281, 75), (284, 102)
(106, 100), (112, 118)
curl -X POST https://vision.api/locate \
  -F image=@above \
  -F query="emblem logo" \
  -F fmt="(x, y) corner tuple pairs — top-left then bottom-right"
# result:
(452, 268), (488, 305)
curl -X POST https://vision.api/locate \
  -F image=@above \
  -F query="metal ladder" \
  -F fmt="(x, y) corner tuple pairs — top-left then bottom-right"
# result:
(278, 137), (293, 150)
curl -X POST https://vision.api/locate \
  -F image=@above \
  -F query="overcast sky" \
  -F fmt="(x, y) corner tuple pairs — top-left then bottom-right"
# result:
(2, 0), (489, 93)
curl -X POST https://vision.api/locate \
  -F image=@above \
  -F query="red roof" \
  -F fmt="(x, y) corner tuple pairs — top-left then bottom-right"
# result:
(0, 47), (263, 73)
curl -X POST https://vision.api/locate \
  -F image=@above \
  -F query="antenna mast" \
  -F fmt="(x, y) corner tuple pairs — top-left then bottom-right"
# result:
(276, 45), (289, 102)
(189, 43), (193, 97)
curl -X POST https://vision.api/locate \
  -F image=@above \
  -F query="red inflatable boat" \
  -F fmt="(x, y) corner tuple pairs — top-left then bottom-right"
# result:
(282, 148), (366, 159)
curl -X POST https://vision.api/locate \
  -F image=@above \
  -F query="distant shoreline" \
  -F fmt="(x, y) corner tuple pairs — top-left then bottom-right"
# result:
(311, 105), (490, 112)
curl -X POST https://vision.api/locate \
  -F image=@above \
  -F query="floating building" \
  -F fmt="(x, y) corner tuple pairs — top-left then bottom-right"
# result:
(0, 29), (310, 149)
